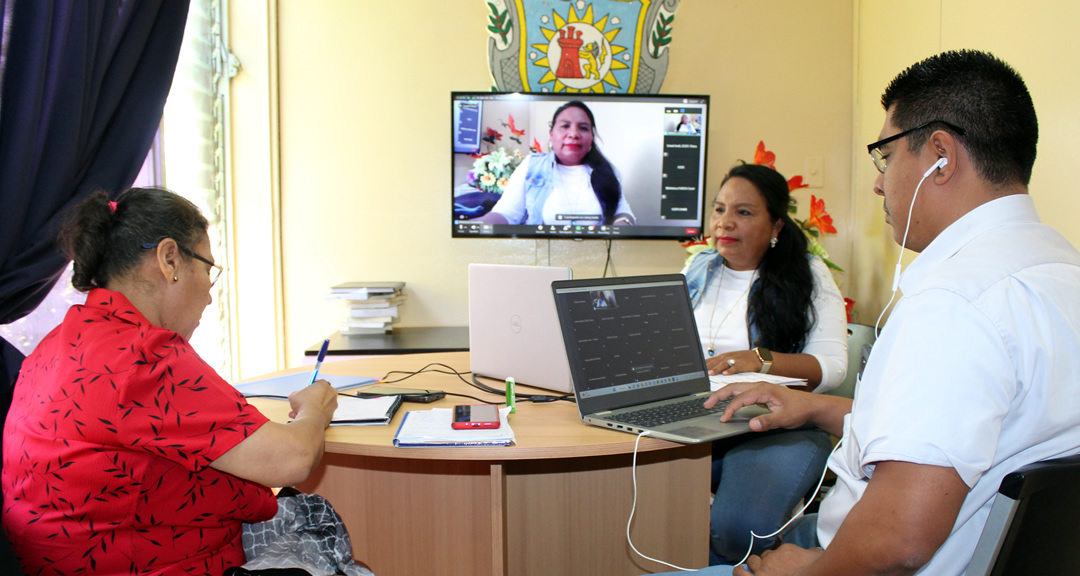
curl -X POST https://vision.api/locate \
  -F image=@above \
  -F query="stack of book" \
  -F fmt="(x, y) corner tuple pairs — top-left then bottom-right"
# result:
(327, 281), (406, 335)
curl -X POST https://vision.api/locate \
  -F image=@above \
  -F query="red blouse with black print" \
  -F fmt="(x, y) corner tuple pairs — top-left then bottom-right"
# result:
(2, 288), (277, 575)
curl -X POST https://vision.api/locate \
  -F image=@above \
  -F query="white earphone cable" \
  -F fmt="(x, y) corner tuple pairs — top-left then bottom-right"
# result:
(732, 438), (845, 568)
(874, 158), (945, 336)
(629, 159), (941, 567)
(627, 430), (697, 571)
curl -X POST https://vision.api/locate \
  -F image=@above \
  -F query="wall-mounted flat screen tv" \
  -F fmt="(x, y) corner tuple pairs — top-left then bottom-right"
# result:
(451, 91), (709, 240)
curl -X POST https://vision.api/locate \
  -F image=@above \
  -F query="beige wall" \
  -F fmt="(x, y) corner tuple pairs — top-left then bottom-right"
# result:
(851, 0), (1080, 322)
(236, 0), (855, 367)
(228, 0), (1080, 371)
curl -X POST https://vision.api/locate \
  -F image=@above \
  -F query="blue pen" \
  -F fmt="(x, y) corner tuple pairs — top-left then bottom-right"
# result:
(308, 339), (330, 386)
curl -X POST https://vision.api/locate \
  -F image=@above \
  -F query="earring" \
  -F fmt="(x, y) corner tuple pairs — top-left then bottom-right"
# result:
(770, 237), (778, 248)
(173, 276), (179, 282)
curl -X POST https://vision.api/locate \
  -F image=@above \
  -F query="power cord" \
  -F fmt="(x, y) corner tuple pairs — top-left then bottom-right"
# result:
(378, 362), (476, 387)
(249, 362), (573, 406)
(602, 238), (617, 278)
(373, 362), (503, 404)
(470, 374), (575, 404)
(242, 390), (495, 404)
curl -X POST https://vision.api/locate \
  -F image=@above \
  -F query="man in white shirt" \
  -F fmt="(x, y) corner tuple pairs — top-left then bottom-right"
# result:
(662, 50), (1080, 576)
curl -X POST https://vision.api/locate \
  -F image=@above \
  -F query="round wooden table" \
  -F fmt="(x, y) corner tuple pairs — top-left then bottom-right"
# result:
(246, 352), (710, 576)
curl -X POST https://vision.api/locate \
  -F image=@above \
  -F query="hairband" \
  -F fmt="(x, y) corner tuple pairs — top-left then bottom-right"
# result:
(108, 201), (118, 213)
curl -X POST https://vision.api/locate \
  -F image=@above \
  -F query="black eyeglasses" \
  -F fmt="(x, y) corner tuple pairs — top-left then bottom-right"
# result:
(866, 120), (966, 173)
(142, 242), (224, 286)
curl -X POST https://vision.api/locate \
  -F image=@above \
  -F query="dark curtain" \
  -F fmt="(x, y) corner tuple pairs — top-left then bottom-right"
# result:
(0, 1), (189, 568)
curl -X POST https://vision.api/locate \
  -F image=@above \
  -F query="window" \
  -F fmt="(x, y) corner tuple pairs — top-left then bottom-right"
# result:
(163, 0), (238, 379)
(0, 0), (239, 380)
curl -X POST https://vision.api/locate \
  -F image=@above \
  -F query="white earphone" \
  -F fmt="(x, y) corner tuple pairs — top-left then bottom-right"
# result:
(876, 156), (950, 333)
(922, 156), (948, 178)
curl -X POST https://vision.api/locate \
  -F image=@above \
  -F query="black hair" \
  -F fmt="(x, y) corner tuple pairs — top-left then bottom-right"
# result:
(720, 164), (815, 353)
(881, 49), (1038, 186)
(59, 187), (209, 292)
(550, 100), (622, 224)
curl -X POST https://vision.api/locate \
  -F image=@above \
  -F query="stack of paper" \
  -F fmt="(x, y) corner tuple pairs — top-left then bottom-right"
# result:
(326, 282), (407, 334)
(393, 407), (515, 447)
(708, 372), (807, 392)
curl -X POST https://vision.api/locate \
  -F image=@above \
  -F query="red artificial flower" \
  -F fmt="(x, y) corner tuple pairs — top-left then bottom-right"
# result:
(680, 235), (709, 249)
(507, 114), (526, 137)
(844, 297), (855, 323)
(807, 195), (837, 234)
(530, 137), (544, 154)
(787, 175), (809, 192)
(753, 141), (776, 169)
(486, 127), (503, 140)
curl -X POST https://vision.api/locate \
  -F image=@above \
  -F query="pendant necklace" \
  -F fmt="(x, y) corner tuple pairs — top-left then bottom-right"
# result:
(705, 264), (755, 357)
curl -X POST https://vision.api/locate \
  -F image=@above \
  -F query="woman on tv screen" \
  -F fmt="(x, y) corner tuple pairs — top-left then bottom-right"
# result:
(472, 100), (635, 227)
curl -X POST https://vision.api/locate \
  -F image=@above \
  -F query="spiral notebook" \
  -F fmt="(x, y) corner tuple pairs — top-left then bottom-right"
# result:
(329, 394), (403, 426)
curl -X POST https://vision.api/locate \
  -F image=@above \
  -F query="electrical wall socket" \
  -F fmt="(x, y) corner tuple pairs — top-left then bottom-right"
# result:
(805, 156), (824, 188)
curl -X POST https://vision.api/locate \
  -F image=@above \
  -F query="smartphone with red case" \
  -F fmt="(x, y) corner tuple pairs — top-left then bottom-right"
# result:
(451, 404), (501, 429)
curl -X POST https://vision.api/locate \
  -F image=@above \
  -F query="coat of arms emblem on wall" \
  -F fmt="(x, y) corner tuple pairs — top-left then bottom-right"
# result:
(487, 0), (680, 94)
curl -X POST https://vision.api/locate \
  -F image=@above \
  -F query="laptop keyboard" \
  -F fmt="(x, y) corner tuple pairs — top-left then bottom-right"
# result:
(607, 396), (731, 428)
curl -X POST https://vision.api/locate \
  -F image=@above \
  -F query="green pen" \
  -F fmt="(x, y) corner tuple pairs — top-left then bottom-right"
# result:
(505, 377), (516, 413)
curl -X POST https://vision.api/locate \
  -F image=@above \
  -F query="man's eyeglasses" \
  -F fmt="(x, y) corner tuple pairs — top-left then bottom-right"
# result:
(141, 242), (224, 286)
(866, 120), (966, 173)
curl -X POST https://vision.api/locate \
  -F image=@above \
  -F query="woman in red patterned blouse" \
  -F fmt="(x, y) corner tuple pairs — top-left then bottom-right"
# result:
(2, 188), (338, 575)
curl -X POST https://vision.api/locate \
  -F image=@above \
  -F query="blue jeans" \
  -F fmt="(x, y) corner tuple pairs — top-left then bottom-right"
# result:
(710, 428), (832, 564)
(651, 514), (820, 575)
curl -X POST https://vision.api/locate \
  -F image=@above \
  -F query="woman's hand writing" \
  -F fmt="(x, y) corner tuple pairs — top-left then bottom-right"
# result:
(288, 379), (338, 428)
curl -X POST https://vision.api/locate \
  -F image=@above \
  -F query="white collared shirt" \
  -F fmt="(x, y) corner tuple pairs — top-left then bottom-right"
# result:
(818, 194), (1080, 574)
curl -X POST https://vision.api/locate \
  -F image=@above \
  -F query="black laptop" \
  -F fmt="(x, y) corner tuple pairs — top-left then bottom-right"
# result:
(551, 274), (760, 443)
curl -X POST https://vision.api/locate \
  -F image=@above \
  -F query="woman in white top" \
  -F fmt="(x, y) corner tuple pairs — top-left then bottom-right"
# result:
(677, 113), (693, 133)
(477, 101), (635, 227)
(681, 163), (848, 565)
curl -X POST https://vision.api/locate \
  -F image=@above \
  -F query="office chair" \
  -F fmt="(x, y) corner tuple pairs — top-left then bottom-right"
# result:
(826, 323), (875, 399)
(967, 453), (1080, 575)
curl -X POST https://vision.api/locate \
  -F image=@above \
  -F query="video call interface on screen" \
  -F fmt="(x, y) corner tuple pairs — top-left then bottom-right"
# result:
(451, 92), (709, 240)
(554, 280), (706, 409)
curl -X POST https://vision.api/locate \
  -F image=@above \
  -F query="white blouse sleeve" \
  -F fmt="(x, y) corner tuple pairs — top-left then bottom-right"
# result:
(803, 256), (849, 393)
(488, 155), (532, 224)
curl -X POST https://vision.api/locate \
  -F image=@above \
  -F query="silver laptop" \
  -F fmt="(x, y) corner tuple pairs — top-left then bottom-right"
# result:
(468, 263), (574, 393)
(552, 274), (759, 443)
